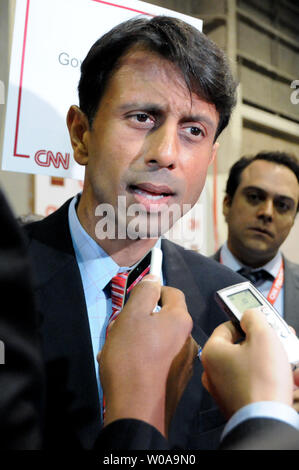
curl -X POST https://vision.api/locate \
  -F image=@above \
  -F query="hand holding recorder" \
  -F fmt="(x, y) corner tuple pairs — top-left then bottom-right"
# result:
(201, 308), (294, 419)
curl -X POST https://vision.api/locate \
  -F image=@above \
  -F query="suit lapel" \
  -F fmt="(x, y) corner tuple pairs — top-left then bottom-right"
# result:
(161, 239), (209, 347)
(161, 239), (227, 448)
(26, 200), (100, 448)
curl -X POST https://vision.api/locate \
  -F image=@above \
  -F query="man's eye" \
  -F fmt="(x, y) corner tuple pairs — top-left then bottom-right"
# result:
(128, 113), (154, 127)
(275, 200), (291, 212)
(130, 113), (153, 123)
(183, 125), (205, 138)
(246, 193), (260, 203)
(189, 127), (202, 136)
(135, 114), (150, 122)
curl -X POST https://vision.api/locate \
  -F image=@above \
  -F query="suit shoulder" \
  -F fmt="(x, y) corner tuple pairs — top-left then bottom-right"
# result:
(162, 239), (243, 285)
(22, 198), (72, 244)
(284, 256), (299, 274)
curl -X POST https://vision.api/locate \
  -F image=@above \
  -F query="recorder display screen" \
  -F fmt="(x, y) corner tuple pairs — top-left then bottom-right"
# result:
(227, 289), (262, 314)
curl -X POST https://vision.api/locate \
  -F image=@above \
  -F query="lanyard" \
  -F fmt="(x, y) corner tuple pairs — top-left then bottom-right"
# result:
(266, 260), (284, 305)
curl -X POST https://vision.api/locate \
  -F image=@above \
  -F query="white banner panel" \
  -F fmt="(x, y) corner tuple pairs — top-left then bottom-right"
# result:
(2, 0), (202, 179)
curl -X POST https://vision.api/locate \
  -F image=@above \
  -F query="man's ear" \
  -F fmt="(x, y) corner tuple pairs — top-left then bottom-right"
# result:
(209, 141), (219, 166)
(223, 194), (232, 221)
(66, 105), (90, 166)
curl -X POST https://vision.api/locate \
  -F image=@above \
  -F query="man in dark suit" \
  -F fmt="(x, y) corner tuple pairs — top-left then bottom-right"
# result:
(213, 152), (299, 330)
(213, 152), (299, 414)
(23, 15), (245, 449)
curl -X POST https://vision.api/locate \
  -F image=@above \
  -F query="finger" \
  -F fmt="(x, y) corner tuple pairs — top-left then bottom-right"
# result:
(200, 321), (242, 369)
(289, 325), (296, 336)
(185, 336), (200, 364)
(96, 350), (102, 364)
(240, 308), (273, 339)
(159, 286), (193, 333)
(201, 371), (209, 391)
(123, 274), (161, 317)
(105, 319), (116, 336)
(160, 286), (187, 311)
(208, 320), (243, 345)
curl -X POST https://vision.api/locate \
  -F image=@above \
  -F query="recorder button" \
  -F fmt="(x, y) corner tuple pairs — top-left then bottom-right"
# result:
(267, 316), (277, 328)
(280, 329), (289, 338)
(260, 306), (271, 316)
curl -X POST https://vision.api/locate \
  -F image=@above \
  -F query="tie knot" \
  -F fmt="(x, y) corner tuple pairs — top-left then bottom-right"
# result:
(237, 267), (273, 285)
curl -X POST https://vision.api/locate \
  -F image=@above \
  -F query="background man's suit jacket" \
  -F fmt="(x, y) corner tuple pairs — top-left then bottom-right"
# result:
(213, 248), (299, 333)
(24, 199), (244, 450)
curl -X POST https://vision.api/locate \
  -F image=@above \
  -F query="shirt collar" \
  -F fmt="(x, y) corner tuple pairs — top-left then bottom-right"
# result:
(68, 195), (121, 290)
(221, 242), (283, 278)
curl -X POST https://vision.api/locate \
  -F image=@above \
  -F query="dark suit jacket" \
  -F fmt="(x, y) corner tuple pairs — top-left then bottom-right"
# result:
(99, 416), (299, 451)
(213, 248), (299, 333)
(219, 417), (299, 450)
(23, 198), (244, 450)
(0, 189), (44, 450)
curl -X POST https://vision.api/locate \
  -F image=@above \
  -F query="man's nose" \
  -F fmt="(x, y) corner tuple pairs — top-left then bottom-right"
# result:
(144, 124), (179, 170)
(257, 199), (274, 222)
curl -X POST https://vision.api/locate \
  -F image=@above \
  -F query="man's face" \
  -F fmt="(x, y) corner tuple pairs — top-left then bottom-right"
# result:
(223, 160), (299, 266)
(72, 48), (219, 239)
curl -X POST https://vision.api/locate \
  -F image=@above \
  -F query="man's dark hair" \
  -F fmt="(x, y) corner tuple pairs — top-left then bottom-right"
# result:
(78, 15), (237, 140)
(225, 151), (299, 207)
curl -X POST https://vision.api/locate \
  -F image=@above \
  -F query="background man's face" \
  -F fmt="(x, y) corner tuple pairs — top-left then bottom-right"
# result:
(81, 48), (219, 238)
(223, 160), (299, 266)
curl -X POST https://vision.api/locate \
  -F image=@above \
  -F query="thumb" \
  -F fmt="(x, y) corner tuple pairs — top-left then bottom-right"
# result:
(240, 308), (270, 336)
(123, 274), (161, 317)
(97, 350), (102, 365)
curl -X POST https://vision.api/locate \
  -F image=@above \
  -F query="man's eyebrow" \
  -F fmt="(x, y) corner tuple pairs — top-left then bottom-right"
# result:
(243, 186), (266, 193)
(118, 103), (216, 127)
(118, 102), (164, 115)
(181, 114), (215, 128)
(243, 186), (296, 202)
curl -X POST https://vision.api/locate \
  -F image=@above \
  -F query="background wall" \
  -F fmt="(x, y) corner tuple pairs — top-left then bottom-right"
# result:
(1, 0), (299, 260)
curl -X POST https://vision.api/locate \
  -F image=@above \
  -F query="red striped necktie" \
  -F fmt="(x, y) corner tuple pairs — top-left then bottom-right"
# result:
(102, 271), (129, 421)
(107, 272), (130, 330)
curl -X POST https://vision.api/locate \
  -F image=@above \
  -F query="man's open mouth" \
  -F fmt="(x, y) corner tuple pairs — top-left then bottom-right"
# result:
(129, 183), (175, 200)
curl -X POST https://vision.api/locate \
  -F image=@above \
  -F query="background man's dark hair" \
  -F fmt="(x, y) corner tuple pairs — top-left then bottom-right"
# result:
(78, 15), (237, 140)
(225, 151), (299, 209)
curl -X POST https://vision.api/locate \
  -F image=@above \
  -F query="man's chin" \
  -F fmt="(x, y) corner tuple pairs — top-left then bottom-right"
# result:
(126, 215), (172, 240)
(239, 241), (277, 264)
